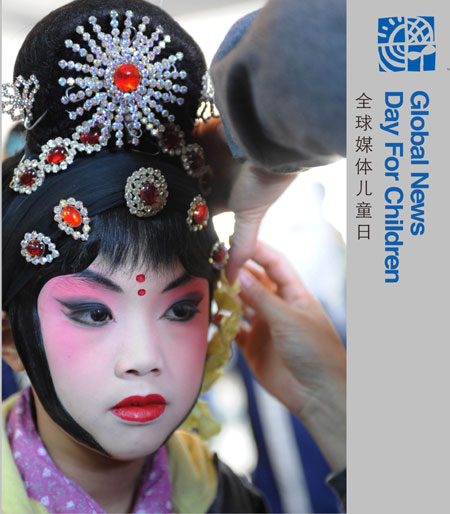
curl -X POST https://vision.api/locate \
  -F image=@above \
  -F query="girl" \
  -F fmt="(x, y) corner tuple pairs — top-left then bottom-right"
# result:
(2, 1), (267, 512)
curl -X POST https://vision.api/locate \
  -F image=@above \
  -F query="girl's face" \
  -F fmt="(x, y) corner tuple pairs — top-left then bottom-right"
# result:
(36, 257), (210, 460)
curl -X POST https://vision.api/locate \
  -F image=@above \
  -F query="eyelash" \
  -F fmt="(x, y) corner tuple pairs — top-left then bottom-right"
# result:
(63, 303), (113, 327)
(162, 300), (201, 323)
(62, 299), (201, 327)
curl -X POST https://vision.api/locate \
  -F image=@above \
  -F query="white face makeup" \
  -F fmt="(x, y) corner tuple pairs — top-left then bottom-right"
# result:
(36, 257), (210, 460)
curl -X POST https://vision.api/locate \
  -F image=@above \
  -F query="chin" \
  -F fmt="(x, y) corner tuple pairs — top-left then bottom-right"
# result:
(98, 435), (164, 461)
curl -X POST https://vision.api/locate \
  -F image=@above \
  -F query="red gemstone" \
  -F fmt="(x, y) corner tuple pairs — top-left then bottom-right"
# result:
(193, 203), (209, 224)
(20, 168), (37, 186)
(140, 183), (157, 206)
(188, 150), (205, 170)
(164, 130), (183, 149)
(80, 127), (101, 145)
(136, 274), (146, 283)
(26, 240), (45, 257)
(213, 247), (227, 263)
(114, 63), (140, 92)
(138, 289), (146, 296)
(62, 205), (82, 227)
(46, 146), (67, 164)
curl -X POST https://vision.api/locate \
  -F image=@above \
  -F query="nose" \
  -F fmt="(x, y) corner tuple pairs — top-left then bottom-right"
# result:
(114, 321), (163, 378)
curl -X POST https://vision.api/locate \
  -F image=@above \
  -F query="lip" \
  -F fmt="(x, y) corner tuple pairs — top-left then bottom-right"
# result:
(111, 394), (166, 423)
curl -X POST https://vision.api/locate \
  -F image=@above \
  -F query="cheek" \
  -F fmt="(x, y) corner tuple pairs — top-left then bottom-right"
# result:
(163, 313), (210, 388)
(39, 309), (108, 389)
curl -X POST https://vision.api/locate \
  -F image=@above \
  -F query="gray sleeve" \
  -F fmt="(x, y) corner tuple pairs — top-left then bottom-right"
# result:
(210, 0), (346, 173)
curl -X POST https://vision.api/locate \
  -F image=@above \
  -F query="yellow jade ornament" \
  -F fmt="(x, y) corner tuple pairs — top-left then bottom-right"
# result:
(180, 270), (242, 439)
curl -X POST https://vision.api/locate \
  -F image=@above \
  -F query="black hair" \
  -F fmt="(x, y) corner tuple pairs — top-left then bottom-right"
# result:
(3, 0), (216, 454)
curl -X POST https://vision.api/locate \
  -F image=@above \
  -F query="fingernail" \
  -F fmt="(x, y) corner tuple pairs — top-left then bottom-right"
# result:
(238, 269), (254, 289)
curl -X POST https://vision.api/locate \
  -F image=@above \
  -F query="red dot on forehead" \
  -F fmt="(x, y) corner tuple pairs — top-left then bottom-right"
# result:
(137, 289), (146, 296)
(136, 274), (145, 283)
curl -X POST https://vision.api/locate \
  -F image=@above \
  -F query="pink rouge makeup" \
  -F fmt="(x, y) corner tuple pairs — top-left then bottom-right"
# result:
(111, 394), (166, 422)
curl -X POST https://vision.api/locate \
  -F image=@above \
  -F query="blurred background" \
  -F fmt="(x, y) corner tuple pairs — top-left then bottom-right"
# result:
(2, 1), (346, 512)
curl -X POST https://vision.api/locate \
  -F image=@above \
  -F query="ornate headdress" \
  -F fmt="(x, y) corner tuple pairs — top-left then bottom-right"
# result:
(3, 9), (227, 271)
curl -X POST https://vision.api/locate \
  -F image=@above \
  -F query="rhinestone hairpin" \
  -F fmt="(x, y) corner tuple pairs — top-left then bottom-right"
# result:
(209, 242), (229, 270)
(186, 195), (209, 231)
(10, 159), (46, 194)
(125, 167), (168, 217)
(59, 10), (188, 147)
(20, 231), (60, 265)
(54, 198), (91, 241)
(39, 138), (78, 173)
(196, 71), (219, 122)
(157, 124), (209, 177)
(2, 75), (40, 128)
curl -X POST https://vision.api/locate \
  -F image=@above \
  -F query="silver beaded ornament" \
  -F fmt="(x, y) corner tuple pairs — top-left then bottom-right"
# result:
(1, 75), (40, 128)
(59, 10), (188, 148)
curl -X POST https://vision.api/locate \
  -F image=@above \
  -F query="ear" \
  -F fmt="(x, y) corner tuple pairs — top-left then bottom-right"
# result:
(2, 310), (25, 372)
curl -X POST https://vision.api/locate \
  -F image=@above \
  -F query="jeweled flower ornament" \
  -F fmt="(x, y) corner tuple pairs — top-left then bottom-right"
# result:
(186, 194), (209, 231)
(59, 9), (188, 147)
(21, 232), (60, 265)
(209, 242), (229, 270)
(10, 158), (46, 194)
(54, 198), (91, 241)
(125, 167), (168, 217)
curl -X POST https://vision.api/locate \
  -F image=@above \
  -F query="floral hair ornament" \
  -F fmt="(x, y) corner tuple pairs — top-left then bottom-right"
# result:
(186, 194), (209, 231)
(180, 270), (242, 439)
(1, 75), (40, 128)
(20, 232), (60, 265)
(54, 198), (91, 241)
(125, 167), (168, 217)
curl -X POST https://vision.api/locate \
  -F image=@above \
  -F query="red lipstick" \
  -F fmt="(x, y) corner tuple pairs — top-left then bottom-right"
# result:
(111, 394), (166, 422)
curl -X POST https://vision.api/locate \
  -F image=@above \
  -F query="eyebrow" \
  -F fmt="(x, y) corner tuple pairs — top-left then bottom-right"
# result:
(74, 269), (123, 293)
(162, 272), (193, 293)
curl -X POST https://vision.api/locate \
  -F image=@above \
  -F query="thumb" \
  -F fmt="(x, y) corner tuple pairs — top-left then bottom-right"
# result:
(226, 210), (263, 283)
(238, 268), (288, 322)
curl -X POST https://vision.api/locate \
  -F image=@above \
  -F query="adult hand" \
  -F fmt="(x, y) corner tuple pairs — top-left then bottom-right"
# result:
(237, 242), (346, 472)
(194, 119), (297, 283)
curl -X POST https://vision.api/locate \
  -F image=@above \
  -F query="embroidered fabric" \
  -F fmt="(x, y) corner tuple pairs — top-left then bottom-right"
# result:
(6, 387), (172, 513)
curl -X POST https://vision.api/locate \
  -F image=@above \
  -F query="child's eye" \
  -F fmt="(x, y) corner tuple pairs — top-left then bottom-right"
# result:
(61, 303), (113, 327)
(163, 301), (200, 322)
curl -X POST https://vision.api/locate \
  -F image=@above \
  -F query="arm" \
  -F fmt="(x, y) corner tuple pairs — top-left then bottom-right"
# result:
(210, 0), (346, 173)
(236, 242), (346, 474)
(197, 0), (346, 280)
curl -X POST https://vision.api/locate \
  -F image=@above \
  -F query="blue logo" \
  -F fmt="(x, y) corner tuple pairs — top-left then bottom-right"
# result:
(378, 16), (436, 72)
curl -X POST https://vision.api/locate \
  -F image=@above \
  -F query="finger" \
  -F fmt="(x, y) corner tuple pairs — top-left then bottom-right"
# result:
(243, 262), (277, 293)
(235, 323), (250, 349)
(238, 267), (291, 322)
(226, 210), (262, 283)
(240, 304), (258, 327)
(252, 241), (311, 306)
